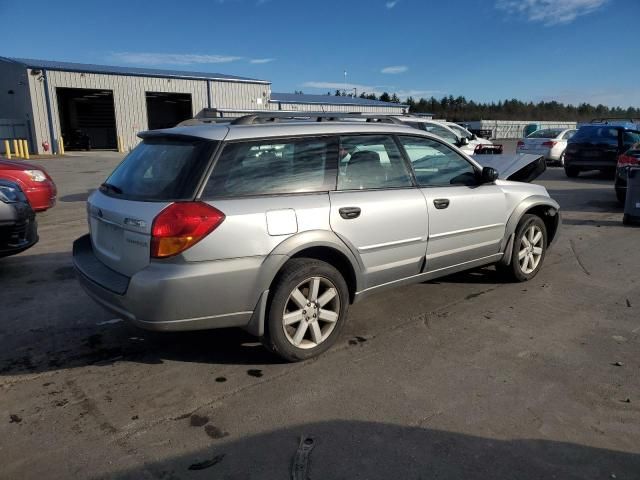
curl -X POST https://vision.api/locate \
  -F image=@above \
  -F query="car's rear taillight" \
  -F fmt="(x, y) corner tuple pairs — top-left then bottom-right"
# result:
(617, 154), (640, 167)
(541, 141), (557, 147)
(151, 202), (225, 258)
(517, 140), (524, 148)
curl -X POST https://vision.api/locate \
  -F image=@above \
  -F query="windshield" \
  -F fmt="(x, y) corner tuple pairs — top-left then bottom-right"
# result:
(571, 126), (619, 144)
(447, 124), (473, 139)
(102, 137), (217, 201)
(527, 129), (563, 139)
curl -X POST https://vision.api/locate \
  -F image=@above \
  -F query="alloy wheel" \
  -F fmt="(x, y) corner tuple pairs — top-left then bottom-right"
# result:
(282, 276), (341, 349)
(518, 225), (544, 274)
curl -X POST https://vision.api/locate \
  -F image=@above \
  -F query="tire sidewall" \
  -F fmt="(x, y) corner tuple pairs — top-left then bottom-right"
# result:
(511, 215), (547, 282)
(267, 259), (349, 362)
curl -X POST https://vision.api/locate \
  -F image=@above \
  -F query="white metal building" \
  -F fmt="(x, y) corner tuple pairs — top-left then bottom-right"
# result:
(0, 57), (407, 155)
(0, 57), (271, 154)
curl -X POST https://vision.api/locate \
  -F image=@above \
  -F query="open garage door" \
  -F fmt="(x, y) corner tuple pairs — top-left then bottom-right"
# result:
(146, 92), (192, 130)
(56, 88), (117, 150)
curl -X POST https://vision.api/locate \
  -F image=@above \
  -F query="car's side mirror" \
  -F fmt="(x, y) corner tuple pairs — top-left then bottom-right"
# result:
(480, 166), (499, 184)
(471, 134), (478, 141)
(458, 137), (469, 146)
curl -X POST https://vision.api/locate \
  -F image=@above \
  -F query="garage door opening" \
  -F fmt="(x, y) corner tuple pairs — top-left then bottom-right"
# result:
(56, 88), (117, 150)
(146, 92), (193, 130)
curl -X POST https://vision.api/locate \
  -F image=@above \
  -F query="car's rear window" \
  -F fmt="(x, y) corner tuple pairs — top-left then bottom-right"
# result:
(202, 136), (338, 198)
(571, 126), (619, 144)
(527, 129), (563, 139)
(102, 137), (217, 201)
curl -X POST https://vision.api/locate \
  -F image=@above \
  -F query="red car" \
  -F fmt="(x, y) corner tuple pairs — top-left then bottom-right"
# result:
(0, 159), (57, 211)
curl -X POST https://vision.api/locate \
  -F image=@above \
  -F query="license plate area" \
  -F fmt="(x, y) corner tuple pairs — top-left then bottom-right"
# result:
(95, 219), (123, 259)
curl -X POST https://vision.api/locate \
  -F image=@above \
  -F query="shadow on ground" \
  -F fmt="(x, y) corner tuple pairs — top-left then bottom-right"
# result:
(0, 251), (280, 375)
(110, 420), (640, 480)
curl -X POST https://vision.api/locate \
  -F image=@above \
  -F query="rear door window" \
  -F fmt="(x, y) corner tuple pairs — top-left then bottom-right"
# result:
(102, 137), (217, 201)
(203, 136), (338, 197)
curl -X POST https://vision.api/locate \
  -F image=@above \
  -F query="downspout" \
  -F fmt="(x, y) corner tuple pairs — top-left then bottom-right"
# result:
(42, 69), (57, 154)
(206, 80), (212, 109)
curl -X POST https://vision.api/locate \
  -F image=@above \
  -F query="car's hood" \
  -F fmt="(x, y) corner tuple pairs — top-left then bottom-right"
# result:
(0, 159), (45, 171)
(473, 153), (546, 182)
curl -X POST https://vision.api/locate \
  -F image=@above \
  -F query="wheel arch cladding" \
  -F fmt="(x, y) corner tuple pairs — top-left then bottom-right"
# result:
(288, 246), (358, 304)
(524, 204), (560, 246)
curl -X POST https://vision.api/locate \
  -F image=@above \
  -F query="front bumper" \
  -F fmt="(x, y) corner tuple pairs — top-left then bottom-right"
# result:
(0, 205), (38, 258)
(24, 181), (57, 211)
(72, 234), (262, 331)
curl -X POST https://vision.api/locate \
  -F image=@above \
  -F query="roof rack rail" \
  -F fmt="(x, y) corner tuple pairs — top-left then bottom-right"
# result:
(590, 117), (640, 124)
(229, 111), (408, 126)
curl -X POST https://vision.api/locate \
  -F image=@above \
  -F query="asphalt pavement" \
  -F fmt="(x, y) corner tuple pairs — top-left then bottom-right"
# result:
(0, 148), (638, 479)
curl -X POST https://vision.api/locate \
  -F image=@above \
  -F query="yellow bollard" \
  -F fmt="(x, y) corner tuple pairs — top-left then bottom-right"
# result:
(3, 140), (11, 159)
(117, 136), (124, 153)
(22, 140), (30, 160)
(17, 139), (25, 158)
(58, 138), (65, 155)
(13, 139), (20, 158)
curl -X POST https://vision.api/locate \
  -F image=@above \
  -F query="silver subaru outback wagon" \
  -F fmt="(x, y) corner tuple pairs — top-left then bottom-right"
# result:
(73, 115), (560, 361)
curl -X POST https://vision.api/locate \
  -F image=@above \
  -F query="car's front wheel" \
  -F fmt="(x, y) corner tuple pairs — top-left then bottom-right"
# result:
(498, 214), (547, 282)
(265, 258), (349, 362)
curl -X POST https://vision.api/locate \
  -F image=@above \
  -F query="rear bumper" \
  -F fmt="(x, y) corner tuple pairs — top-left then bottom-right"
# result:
(72, 234), (262, 331)
(564, 158), (616, 170)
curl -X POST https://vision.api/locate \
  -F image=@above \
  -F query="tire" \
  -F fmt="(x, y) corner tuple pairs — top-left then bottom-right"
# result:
(623, 214), (631, 226)
(264, 258), (349, 362)
(564, 165), (579, 178)
(616, 189), (626, 205)
(497, 214), (548, 282)
(559, 151), (566, 167)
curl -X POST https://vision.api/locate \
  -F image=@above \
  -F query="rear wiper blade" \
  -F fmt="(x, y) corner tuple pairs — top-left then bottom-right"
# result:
(100, 182), (123, 194)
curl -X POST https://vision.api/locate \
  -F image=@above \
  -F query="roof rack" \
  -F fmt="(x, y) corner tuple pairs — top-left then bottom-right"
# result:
(229, 111), (407, 126)
(591, 117), (640, 125)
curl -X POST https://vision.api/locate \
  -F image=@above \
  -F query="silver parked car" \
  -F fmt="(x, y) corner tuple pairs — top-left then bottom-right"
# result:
(73, 114), (560, 361)
(517, 128), (577, 165)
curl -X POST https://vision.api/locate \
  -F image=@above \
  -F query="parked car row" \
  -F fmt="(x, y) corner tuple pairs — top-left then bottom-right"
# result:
(518, 119), (640, 205)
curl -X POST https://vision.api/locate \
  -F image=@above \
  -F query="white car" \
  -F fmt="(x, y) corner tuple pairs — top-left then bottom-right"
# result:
(517, 128), (577, 165)
(397, 117), (499, 155)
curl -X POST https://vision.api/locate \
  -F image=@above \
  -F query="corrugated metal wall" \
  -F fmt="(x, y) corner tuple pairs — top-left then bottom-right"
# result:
(26, 68), (270, 153)
(269, 102), (406, 114)
(0, 63), (35, 152)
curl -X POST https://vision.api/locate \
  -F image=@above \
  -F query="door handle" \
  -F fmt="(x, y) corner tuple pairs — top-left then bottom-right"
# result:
(339, 207), (361, 219)
(433, 198), (450, 209)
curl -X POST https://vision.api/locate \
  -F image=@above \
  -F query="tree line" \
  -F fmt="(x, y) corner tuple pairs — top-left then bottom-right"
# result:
(312, 90), (640, 122)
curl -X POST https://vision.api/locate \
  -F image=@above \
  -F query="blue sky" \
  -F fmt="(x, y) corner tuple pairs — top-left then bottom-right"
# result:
(1, 0), (639, 106)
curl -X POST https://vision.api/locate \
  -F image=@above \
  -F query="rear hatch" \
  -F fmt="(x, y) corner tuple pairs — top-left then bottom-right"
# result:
(565, 126), (620, 166)
(87, 135), (219, 277)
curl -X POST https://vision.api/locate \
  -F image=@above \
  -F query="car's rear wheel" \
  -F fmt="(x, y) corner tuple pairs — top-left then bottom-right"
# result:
(498, 214), (547, 282)
(564, 165), (579, 177)
(559, 151), (566, 166)
(265, 258), (349, 362)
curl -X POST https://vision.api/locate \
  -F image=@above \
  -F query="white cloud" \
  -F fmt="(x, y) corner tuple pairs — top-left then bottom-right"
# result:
(111, 52), (242, 66)
(386, 0), (399, 8)
(495, 0), (608, 26)
(250, 58), (275, 64)
(381, 65), (408, 74)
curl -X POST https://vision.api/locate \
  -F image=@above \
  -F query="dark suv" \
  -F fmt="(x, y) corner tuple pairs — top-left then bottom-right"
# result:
(564, 123), (640, 178)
